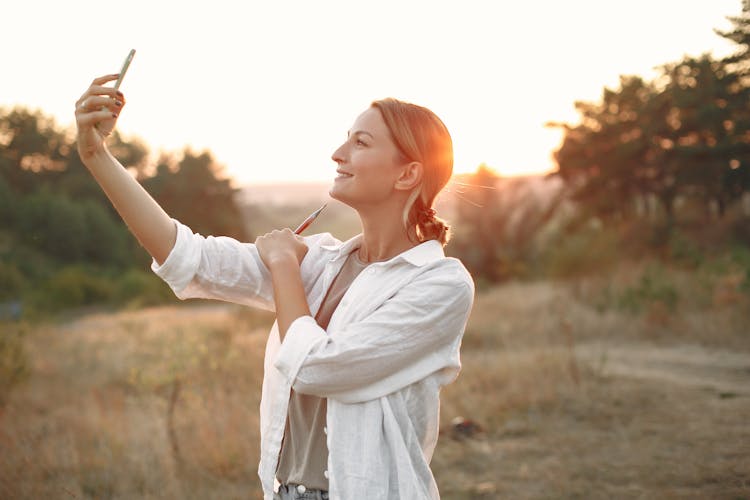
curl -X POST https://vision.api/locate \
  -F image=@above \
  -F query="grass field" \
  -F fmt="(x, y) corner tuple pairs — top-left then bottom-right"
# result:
(1, 268), (749, 499)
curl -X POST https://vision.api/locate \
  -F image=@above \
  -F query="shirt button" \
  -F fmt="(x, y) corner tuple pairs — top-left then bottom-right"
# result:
(324, 470), (329, 479)
(297, 484), (307, 493)
(323, 426), (327, 435)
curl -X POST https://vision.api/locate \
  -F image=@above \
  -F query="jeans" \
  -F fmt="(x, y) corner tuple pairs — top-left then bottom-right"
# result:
(274, 483), (329, 500)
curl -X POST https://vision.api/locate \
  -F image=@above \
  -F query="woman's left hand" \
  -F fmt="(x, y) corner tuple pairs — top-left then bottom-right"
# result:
(256, 228), (309, 270)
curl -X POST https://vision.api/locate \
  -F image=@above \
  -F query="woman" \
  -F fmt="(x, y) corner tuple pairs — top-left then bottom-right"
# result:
(76, 74), (474, 500)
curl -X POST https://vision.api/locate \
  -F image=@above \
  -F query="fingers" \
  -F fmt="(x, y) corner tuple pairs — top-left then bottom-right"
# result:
(76, 108), (117, 128)
(255, 228), (306, 249)
(256, 228), (290, 246)
(77, 95), (124, 114)
(76, 76), (125, 110)
(92, 73), (120, 86)
(261, 228), (295, 238)
(75, 75), (127, 136)
(76, 86), (124, 110)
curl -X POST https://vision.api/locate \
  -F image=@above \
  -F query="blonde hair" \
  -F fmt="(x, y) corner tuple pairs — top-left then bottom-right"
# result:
(371, 98), (453, 246)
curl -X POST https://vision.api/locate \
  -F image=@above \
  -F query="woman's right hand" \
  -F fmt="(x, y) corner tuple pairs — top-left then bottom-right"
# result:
(75, 74), (125, 160)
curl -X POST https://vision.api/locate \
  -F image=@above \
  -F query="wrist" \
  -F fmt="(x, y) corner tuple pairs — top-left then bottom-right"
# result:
(79, 141), (111, 167)
(266, 253), (300, 273)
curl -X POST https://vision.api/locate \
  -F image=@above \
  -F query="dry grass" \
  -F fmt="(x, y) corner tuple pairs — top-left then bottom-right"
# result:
(1, 272), (749, 499)
(0, 305), (271, 499)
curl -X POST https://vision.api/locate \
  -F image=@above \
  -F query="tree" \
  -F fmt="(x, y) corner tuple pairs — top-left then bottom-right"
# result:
(0, 105), (250, 312)
(142, 149), (247, 241)
(0, 107), (68, 194)
(715, 1), (750, 204)
(715, 0), (750, 74)
(656, 55), (748, 216)
(551, 3), (750, 224)
(549, 76), (659, 220)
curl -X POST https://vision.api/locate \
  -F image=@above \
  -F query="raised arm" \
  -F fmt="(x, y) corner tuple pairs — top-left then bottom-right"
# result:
(75, 74), (176, 264)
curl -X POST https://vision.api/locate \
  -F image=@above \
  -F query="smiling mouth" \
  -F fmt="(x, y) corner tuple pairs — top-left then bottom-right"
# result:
(336, 171), (353, 179)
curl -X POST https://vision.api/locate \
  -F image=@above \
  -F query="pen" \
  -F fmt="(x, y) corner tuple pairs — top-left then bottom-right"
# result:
(293, 204), (327, 234)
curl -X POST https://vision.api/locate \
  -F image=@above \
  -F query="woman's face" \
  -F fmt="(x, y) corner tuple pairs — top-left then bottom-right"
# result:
(329, 107), (408, 208)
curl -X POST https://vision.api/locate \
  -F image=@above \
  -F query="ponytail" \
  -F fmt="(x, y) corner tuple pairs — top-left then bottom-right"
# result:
(405, 195), (451, 246)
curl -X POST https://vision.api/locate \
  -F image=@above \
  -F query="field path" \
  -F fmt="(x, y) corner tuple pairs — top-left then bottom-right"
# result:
(576, 341), (750, 396)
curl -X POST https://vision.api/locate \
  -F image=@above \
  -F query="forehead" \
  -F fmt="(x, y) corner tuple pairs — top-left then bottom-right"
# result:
(350, 107), (389, 136)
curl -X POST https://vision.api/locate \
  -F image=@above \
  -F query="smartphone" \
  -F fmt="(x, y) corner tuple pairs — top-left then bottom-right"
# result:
(96, 49), (135, 134)
(114, 49), (136, 90)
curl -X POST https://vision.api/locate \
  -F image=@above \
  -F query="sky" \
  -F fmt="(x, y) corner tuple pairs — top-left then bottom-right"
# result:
(3, 0), (742, 185)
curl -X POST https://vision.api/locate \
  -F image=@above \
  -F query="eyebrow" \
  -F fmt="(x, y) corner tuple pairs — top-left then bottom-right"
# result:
(348, 130), (375, 139)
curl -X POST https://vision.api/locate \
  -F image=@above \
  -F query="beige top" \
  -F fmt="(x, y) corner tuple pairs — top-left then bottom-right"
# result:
(276, 249), (369, 490)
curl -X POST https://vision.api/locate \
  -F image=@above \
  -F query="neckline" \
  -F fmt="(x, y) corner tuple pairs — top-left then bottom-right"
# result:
(351, 248), (372, 267)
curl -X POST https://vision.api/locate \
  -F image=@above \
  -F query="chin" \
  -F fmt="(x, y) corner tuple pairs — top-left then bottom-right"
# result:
(330, 184), (365, 211)
(329, 185), (349, 206)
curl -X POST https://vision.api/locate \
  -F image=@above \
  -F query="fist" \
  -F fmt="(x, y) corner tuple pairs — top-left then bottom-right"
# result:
(255, 228), (308, 269)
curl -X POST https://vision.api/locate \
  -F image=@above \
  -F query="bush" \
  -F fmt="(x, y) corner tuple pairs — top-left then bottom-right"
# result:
(0, 176), (15, 225)
(542, 223), (620, 279)
(0, 262), (25, 301)
(114, 269), (176, 308)
(30, 266), (116, 312)
(617, 265), (679, 313)
(667, 230), (704, 268)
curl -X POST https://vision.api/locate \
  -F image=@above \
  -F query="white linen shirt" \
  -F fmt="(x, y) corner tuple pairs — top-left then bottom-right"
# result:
(151, 219), (474, 500)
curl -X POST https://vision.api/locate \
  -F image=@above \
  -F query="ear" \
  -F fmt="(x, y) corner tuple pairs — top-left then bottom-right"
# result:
(394, 161), (423, 191)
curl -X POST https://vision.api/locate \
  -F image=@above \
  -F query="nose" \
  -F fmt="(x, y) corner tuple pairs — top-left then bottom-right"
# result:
(331, 142), (346, 164)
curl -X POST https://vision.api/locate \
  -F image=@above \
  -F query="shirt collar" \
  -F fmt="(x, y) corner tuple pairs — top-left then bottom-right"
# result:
(321, 235), (444, 267)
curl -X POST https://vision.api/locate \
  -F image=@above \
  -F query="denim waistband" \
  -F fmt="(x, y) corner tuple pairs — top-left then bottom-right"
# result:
(275, 483), (329, 500)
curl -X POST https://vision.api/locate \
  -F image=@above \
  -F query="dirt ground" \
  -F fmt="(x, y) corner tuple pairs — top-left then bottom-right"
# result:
(434, 340), (750, 499)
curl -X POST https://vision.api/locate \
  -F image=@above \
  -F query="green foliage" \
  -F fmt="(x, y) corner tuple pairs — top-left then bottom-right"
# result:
(476, 3), (748, 288)
(30, 266), (117, 312)
(0, 262), (25, 301)
(551, 3), (750, 224)
(142, 150), (246, 241)
(617, 266), (679, 313)
(710, 243), (750, 295)
(542, 223), (621, 279)
(666, 230), (704, 268)
(113, 269), (176, 308)
(0, 105), (248, 315)
(0, 176), (15, 224)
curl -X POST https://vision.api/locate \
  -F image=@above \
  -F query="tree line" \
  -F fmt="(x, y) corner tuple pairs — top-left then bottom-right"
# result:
(549, 3), (750, 223)
(0, 108), (246, 314)
(450, 3), (750, 285)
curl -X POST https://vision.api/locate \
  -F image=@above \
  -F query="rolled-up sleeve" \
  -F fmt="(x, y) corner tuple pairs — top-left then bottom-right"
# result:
(273, 264), (474, 404)
(151, 219), (275, 309)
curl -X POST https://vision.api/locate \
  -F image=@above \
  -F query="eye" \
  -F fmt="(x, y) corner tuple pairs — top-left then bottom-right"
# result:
(356, 139), (367, 146)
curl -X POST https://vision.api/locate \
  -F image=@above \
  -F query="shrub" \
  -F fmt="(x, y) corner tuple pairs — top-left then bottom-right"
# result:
(542, 223), (620, 279)
(114, 269), (175, 308)
(617, 265), (679, 313)
(0, 262), (25, 301)
(30, 266), (116, 312)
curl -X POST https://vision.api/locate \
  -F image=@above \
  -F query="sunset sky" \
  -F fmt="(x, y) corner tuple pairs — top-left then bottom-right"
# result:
(3, 0), (741, 185)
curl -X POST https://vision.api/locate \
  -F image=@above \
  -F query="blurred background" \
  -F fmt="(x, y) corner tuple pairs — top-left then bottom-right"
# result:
(1, 1), (749, 498)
